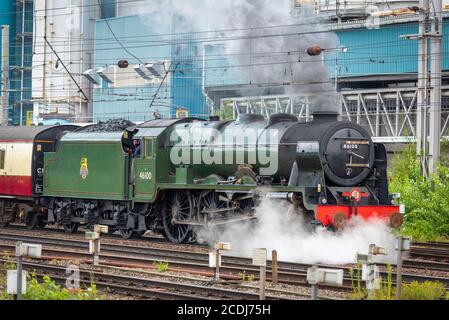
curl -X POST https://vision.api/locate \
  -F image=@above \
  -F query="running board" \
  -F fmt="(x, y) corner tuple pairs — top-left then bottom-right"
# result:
(173, 213), (256, 227)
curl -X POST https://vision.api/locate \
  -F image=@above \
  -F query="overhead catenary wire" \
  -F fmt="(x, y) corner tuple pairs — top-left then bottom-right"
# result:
(148, 62), (178, 109)
(95, 0), (145, 65)
(43, 36), (89, 101)
(4, 1), (449, 120)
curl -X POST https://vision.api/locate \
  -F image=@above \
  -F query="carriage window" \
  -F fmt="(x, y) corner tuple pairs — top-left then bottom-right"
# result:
(145, 139), (153, 158)
(0, 149), (4, 169)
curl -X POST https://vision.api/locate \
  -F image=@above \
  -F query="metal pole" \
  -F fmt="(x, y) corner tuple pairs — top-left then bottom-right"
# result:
(259, 266), (266, 300)
(367, 264), (374, 299)
(16, 246), (23, 300)
(396, 236), (403, 300)
(93, 239), (99, 266)
(429, 0), (442, 174)
(416, 0), (430, 177)
(271, 250), (278, 285)
(311, 284), (318, 300)
(215, 248), (220, 281)
(1, 25), (9, 126)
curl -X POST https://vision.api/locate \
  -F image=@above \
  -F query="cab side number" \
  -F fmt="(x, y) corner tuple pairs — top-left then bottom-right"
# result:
(139, 171), (152, 180)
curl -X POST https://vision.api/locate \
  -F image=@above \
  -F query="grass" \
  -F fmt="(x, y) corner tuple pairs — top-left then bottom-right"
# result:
(238, 271), (255, 282)
(350, 263), (447, 300)
(153, 261), (169, 273)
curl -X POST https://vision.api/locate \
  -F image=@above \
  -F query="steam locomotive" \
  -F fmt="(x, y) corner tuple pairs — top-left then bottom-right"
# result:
(0, 112), (403, 243)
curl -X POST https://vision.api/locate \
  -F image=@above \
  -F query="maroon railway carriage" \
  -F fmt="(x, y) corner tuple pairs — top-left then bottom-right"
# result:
(0, 125), (78, 227)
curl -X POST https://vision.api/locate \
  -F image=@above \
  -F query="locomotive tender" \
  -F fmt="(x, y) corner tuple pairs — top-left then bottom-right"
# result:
(0, 112), (403, 243)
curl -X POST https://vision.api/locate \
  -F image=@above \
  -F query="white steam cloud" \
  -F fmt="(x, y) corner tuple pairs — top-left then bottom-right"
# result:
(123, 0), (340, 111)
(198, 198), (395, 265)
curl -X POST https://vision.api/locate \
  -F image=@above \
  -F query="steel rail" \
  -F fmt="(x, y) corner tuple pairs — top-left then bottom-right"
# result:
(0, 260), (301, 300)
(1, 231), (449, 292)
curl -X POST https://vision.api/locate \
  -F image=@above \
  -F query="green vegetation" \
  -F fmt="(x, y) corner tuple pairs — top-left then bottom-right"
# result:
(440, 140), (449, 167)
(238, 271), (255, 282)
(400, 281), (447, 300)
(350, 264), (447, 300)
(214, 101), (234, 120)
(21, 273), (100, 300)
(389, 146), (449, 241)
(153, 261), (169, 273)
(1, 257), (101, 300)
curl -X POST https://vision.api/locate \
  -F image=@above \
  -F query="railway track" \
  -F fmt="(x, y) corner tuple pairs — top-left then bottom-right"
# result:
(0, 259), (310, 300)
(6, 225), (449, 264)
(409, 241), (449, 262)
(0, 231), (344, 300)
(1, 230), (449, 294)
(6, 225), (449, 262)
(0, 233), (335, 288)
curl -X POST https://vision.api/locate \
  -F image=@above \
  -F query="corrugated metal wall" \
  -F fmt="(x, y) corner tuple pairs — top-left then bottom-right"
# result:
(205, 18), (449, 88)
(332, 23), (419, 77)
(332, 19), (449, 77)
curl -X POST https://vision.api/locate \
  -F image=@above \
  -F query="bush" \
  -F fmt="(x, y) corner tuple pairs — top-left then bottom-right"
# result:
(22, 273), (100, 300)
(214, 102), (234, 120)
(389, 146), (449, 241)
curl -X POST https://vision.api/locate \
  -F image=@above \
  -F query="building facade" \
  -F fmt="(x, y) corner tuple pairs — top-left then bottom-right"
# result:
(92, 14), (206, 122)
(0, 0), (33, 126)
(0, 0), (446, 136)
(31, 0), (99, 124)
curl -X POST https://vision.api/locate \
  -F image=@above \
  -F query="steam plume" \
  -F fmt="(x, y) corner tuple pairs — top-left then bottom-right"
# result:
(197, 198), (395, 265)
(125, 0), (340, 112)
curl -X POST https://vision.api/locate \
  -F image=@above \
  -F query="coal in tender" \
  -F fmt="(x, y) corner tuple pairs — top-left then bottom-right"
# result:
(81, 119), (136, 132)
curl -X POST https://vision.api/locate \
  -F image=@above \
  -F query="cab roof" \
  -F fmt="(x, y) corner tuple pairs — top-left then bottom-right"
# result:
(0, 125), (78, 141)
(134, 118), (205, 138)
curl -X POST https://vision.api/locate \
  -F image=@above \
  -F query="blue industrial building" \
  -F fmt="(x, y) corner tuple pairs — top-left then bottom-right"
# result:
(93, 13), (206, 122)
(1, 2), (447, 124)
(0, 0), (33, 125)
(332, 20), (449, 78)
(92, 14), (449, 122)
(204, 16), (449, 105)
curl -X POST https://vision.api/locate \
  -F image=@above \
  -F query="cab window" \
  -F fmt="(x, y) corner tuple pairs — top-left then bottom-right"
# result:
(0, 149), (5, 169)
(145, 139), (153, 158)
(131, 139), (142, 158)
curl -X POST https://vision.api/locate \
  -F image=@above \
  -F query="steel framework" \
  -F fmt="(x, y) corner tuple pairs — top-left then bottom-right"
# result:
(222, 86), (449, 142)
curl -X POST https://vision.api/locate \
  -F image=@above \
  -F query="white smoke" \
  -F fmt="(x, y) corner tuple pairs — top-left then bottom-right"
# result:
(125, 0), (340, 111)
(198, 197), (396, 265)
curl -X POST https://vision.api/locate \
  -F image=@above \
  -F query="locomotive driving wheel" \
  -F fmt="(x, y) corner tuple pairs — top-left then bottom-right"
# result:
(198, 191), (229, 220)
(162, 191), (194, 244)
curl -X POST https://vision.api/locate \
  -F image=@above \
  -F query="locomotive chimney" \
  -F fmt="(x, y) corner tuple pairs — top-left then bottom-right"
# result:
(311, 111), (339, 123)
